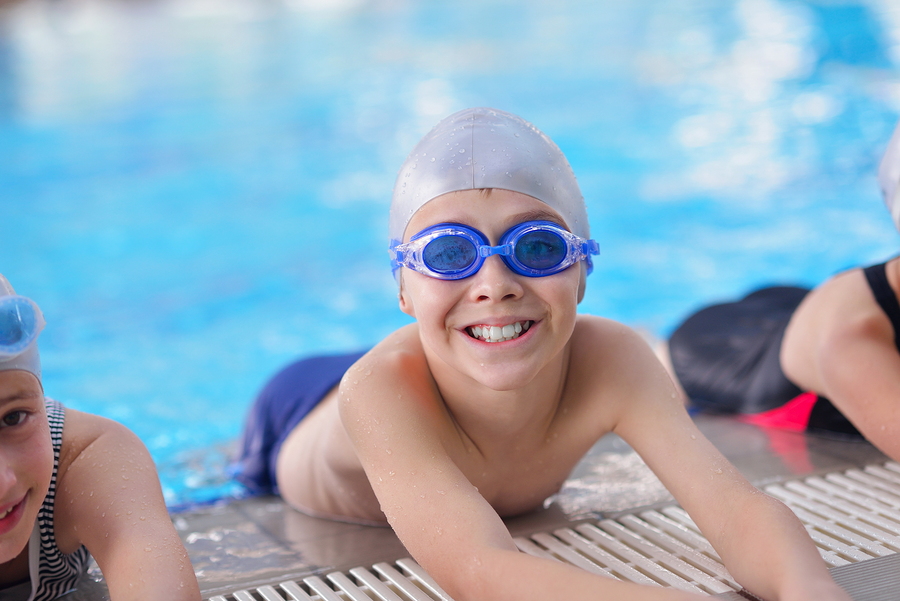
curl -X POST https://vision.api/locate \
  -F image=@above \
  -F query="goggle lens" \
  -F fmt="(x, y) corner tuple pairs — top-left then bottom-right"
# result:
(0, 297), (43, 357)
(423, 235), (478, 273)
(514, 230), (566, 270)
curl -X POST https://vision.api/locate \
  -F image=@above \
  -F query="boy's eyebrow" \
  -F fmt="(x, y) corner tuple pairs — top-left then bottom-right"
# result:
(511, 209), (569, 228)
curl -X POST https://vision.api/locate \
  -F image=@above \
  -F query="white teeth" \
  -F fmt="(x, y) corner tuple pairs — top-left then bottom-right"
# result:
(0, 507), (11, 519)
(468, 321), (531, 343)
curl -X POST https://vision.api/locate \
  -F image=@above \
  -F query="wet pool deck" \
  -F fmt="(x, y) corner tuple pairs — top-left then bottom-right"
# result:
(67, 414), (892, 600)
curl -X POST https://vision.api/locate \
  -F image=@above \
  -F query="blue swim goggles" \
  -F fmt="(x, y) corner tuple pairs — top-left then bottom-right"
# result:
(0, 296), (45, 359)
(390, 220), (600, 280)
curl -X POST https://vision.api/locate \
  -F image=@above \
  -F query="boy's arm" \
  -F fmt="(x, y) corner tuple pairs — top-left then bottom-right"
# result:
(611, 329), (850, 601)
(340, 349), (702, 601)
(57, 411), (201, 601)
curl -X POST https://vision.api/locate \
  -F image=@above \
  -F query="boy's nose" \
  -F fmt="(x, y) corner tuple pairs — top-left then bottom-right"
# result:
(469, 255), (524, 302)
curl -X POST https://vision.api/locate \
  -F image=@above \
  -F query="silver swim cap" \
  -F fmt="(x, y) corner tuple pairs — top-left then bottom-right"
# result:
(0, 275), (43, 380)
(389, 107), (589, 245)
(879, 119), (900, 231)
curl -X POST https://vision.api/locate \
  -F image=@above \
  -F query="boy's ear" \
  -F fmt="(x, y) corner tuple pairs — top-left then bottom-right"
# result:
(398, 279), (416, 317)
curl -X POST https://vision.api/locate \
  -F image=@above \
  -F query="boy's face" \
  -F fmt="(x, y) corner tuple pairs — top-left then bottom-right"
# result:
(0, 370), (52, 564)
(398, 189), (582, 391)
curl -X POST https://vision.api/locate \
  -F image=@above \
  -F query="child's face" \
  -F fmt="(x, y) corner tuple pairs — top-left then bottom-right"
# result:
(0, 370), (52, 564)
(398, 189), (582, 391)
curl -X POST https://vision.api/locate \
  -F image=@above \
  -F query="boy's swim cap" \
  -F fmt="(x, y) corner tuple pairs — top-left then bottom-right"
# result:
(389, 107), (589, 246)
(0, 275), (43, 380)
(879, 119), (900, 231)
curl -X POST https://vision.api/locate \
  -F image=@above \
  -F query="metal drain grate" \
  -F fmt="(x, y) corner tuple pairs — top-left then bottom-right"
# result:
(208, 462), (900, 600)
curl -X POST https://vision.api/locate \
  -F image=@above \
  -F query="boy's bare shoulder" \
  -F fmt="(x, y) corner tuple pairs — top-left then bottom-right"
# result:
(340, 324), (434, 412)
(567, 315), (678, 417)
(570, 314), (657, 372)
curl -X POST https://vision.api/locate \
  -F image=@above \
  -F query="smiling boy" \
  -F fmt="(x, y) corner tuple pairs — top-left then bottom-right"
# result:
(236, 107), (849, 601)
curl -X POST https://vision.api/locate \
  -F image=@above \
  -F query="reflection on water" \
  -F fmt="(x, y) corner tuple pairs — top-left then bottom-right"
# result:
(0, 0), (898, 505)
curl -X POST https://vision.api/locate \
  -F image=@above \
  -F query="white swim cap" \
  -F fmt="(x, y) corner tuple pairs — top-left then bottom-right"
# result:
(389, 107), (589, 246)
(878, 119), (900, 231)
(0, 275), (43, 380)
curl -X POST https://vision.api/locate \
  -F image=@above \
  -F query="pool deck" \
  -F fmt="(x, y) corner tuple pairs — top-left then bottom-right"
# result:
(66, 414), (892, 600)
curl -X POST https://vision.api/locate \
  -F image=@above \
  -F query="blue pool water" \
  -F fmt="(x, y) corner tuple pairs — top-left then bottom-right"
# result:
(1, 0), (899, 506)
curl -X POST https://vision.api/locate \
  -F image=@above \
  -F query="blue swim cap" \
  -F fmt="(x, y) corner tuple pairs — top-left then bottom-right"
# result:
(389, 108), (589, 246)
(0, 275), (43, 380)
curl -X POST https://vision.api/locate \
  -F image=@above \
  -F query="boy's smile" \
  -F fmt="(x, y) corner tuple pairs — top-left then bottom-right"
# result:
(398, 188), (582, 391)
(465, 320), (533, 343)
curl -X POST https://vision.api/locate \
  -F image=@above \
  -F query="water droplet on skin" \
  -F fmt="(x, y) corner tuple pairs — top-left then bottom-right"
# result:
(690, 434), (696, 440)
(437, 490), (445, 495)
(713, 468), (723, 475)
(430, 157), (435, 162)
(388, 471), (396, 476)
(385, 449), (392, 455)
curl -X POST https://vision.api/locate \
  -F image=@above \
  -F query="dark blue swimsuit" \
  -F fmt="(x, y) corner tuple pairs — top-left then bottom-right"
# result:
(233, 351), (367, 495)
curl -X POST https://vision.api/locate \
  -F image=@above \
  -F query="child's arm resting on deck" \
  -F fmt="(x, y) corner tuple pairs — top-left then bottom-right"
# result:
(339, 351), (703, 601)
(58, 411), (202, 601)
(612, 330), (851, 601)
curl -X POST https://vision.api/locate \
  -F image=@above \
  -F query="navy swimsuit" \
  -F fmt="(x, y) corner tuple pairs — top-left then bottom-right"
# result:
(233, 351), (367, 495)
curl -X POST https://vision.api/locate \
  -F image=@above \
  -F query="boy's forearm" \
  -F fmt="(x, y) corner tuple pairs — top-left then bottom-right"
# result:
(714, 493), (849, 601)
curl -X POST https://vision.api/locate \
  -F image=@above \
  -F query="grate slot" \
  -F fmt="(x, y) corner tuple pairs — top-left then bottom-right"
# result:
(348, 567), (405, 601)
(280, 581), (316, 601)
(572, 524), (700, 592)
(303, 576), (345, 601)
(514, 535), (562, 562)
(257, 586), (289, 601)
(529, 531), (616, 578)
(841, 470), (900, 499)
(552, 527), (657, 585)
(372, 562), (435, 601)
(783, 481), (900, 538)
(794, 478), (900, 524)
(616, 514), (738, 588)
(638, 510), (721, 560)
(593, 519), (733, 594)
(767, 485), (900, 551)
(327, 571), (375, 601)
(395, 558), (454, 601)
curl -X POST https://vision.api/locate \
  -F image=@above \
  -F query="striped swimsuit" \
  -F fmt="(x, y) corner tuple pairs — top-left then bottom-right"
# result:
(2, 399), (91, 601)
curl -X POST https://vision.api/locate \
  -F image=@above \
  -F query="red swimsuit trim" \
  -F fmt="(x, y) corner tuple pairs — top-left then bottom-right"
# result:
(736, 391), (818, 431)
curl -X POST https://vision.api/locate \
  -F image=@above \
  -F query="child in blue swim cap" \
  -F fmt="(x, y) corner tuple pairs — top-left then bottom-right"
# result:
(0, 275), (201, 601)
(237, 108), (848, 600)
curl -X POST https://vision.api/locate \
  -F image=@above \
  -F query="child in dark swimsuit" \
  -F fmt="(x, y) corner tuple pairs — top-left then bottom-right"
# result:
(666, 119), (900, 462)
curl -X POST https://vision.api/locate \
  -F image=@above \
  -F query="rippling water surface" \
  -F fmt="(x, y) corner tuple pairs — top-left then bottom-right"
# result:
(0, 0), (898, 505)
